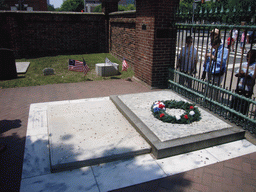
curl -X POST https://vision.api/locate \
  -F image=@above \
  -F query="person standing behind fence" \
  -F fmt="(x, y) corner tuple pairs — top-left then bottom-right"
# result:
(202, 37), (229, 85)
(231, 28), (238, 52)
(231, 49), (256, 116)
(177, 36), (198, 88)
(227, 29), (236, 51)
(240, 30), (249, 54)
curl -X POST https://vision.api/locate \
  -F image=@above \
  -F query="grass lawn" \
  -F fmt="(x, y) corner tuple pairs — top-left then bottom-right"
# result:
(0, 53), (134, 89)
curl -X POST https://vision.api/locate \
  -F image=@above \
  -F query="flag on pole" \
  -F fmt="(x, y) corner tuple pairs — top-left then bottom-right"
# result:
(69, 59), (90, 75)
(69, 59), (84, 72)
(82, 58), (90, 75)
(122, 58), (128, 71)
(105, 57), (111, 65)
(105, 57), (118, 70)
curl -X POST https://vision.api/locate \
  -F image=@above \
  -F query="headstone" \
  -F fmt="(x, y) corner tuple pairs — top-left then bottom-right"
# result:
(27, 7), (33, 11)
(16, 62), (30, 74)
(95, 63), (119, 77)
(10, 6), (18, 11)
(43, 68), (55, 76)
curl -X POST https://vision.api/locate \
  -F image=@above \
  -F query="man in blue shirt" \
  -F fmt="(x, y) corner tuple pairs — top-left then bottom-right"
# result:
(203, 37), (229, 85)
(177, 36), (198, 87)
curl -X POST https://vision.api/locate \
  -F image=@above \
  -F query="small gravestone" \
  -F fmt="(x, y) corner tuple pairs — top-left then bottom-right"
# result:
(16, 62), (30, 74)
(43, 68), (55, 76)
(95, 63), (119, 77)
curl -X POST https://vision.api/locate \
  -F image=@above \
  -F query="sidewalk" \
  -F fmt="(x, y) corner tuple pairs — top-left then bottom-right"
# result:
(0, 79), (256, 192)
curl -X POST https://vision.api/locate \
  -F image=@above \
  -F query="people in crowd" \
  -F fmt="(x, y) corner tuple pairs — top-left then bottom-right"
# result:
(227, 29), (237, 51)
(231, 49), (256, 115)
(240, 30), (249, 54)
(202, 36), (229, 85)
(177, 36), (198, 88)
(230, 28), (238, 52)
(227, 35), (233, 50)
(210, 28), (221, 42)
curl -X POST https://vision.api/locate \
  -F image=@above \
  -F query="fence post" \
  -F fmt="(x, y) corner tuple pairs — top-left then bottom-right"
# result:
(135, 0), (180, 88)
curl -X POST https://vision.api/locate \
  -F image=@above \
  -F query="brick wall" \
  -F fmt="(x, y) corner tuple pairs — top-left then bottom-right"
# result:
(109, 11), (136, 69)
(0, 11), (106, 58)
(152, 0), (179, 88)
(135, 1), (155, 86)
(1, 0), (179, 88)
(135, 0), (179, 88)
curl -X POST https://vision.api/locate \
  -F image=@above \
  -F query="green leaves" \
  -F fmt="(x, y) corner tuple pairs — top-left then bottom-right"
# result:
(60, 0), (84, 12)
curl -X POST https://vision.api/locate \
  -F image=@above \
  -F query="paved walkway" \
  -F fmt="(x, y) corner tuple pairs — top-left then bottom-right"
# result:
(0, 79), (256, 192)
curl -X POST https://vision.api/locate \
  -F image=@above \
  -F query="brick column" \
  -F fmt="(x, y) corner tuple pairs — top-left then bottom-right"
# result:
(135, 0), (179, 88)
(101, 0), (119, 53)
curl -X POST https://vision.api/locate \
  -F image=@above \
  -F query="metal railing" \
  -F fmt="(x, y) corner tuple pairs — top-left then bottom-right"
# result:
(169, 23), (256, 133)
(176, 4), (255, 25)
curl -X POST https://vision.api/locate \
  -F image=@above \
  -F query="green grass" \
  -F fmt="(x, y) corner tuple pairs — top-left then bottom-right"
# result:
(0, 53), (134, 89)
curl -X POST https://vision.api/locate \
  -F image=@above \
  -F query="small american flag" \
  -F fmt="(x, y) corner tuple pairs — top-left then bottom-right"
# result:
(122, 58), (128, 71)
(68, 59), (90, 75)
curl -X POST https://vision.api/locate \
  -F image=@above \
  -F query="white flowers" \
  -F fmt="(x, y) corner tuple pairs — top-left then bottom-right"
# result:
(189, 111), (195, 116)
(175, 115), (181, 120)
(153, 101), (166, 113)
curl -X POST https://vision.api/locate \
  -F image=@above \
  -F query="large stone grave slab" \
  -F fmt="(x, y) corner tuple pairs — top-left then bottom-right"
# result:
(48, 97), (151, 173)
(110, 90), (245, 159)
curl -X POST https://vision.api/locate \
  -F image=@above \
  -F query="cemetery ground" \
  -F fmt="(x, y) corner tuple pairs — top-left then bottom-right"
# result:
(1, 53), (256, 192)
(0, 53), (134, 89)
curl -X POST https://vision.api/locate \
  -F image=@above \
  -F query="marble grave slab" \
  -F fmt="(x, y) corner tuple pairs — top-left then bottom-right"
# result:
(111, 90), (245, 159)
(20, 95), (256, 191)
(48, 97), (151, 172)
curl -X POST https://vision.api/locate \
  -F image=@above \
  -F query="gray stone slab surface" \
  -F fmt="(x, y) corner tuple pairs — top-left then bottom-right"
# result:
(48, 97), (151, 172)
(118, 90), (231, 142)
(15, 62), (30, 74)
(95, 63), (119, 76)
(113, 90), (245, 158)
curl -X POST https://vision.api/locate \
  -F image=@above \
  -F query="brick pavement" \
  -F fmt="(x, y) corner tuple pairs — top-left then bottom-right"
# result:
(0, 79), (256, 192)
(111, 153), (256, 192)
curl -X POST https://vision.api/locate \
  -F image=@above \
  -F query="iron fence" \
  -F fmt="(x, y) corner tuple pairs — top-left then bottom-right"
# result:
(169, 23), (256, 133)
(176, 4), (255, 25)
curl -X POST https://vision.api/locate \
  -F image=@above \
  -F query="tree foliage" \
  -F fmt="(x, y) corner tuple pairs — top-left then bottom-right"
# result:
(118, 4), (136, 11)
(93, 4), (102, 12)
(120, 4), (136, 11)
(60, 0), (84, 12)
(0, 0), (8, 10)
(48, 4), (55, 11)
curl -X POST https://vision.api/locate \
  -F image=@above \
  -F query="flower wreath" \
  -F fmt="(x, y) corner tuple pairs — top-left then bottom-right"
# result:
(151, 100), (201, 124)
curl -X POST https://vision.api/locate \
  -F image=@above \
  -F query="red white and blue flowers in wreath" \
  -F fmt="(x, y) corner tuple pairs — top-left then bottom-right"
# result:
(151, 100), (201, 124)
